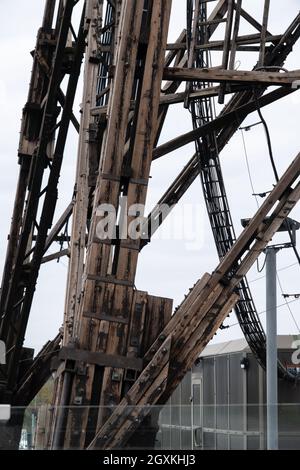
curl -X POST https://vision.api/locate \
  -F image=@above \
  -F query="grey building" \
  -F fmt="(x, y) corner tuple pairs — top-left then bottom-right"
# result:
(157, 336), (300, 450)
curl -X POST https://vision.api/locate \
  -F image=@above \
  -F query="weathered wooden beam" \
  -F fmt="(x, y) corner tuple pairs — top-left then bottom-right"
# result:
(93, 0), (173, 431)
(160, 293), (239, 402)
(89, 85), (249, 120)
(164, 30), (186, 66)
(196, 33), (281, 50)
(216, 156), (300, 279)
(163, 67), (300, 86)
(258, 0), (270, 67)
(153, 86), (296, 160)
(58, 347), (144, 371)
(208, 0), (228, 37)
(238, 5), (272, 37)
(87, 336), (172, 450)
(61, 0), (103, 350)
(41, 249), (69, 264)
(229, 0), (242, 70)
(59, 0), (148, 449)
(13, 333), (61, 406)
(218, 0), (234, 103)
(164, 32), (278, 54)
(43, 201), (74, 255)
(160, 85), (248, 105)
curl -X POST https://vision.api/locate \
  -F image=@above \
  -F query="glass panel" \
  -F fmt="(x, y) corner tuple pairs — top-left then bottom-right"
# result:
(1, 404), (300, 450)
(193, 384), (201, 427)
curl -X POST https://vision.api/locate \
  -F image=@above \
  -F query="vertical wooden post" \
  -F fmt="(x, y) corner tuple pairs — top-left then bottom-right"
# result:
(229, 0), (242, 70)
(258, 0), (270, 67)
(61, 0), (146, 448)
(63, 0), (102, 347)
(218, 0), (234, 104)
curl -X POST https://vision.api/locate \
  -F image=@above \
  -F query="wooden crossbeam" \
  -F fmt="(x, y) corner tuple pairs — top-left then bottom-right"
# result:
(153, 86), (296, 160)
(41, 249), (69, 264)
(163, 67), (300, 86)
(58, 347), (144, 371)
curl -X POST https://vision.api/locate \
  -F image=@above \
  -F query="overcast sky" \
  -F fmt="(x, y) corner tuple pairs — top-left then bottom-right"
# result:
(1, 0), (300, 355)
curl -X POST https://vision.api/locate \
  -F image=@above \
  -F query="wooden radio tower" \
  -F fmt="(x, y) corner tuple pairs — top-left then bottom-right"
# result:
(1, 0), (300, 449)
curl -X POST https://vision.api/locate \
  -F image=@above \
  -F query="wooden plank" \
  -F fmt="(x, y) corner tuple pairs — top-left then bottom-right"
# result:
(62, 0), (101, 347)
(87, 336), (172, 449)
(142, 295), (173, 354)
(91, 84), (254, 116)
(153, 86), (295, 160)
(59, 347), (143, 371)
(45, 0), (300, 453)
(213, 153), (300, 281)
(143, 273), (214, 364)
(238, 6), (272, 37)
(228, 181), (300, 283)
(258, 0), (270, 67)
(83, 311), (129, 324)
(164, 30), (186, 67)
(61, 0), (147, 447)
(160, 293), (239, 402)
(163, 67), (300, 86)
(41, 249), (69, 264)
(126, 294), (172, 448)
(35, 405), (51, 450)
(196, 33), (281, 50)
(86, 274), (134, 287)
(102, 364), (169, 449)
(218, 0), (234, 103)
(229, 0), (242, 70)
(171, 293), (239, 369)
(93, 0), (172, 433)
(43, 202), (74, 254)
(127, 291), (147, 356)
(207, 0), (228, 37)
(96, 289), (149, 431)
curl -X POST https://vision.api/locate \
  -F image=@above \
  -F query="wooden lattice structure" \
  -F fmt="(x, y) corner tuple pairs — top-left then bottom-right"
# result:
(1, 0), (300, 449)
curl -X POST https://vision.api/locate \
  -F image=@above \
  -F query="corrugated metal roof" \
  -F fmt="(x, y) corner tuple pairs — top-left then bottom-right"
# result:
(200, 335), (300, 357)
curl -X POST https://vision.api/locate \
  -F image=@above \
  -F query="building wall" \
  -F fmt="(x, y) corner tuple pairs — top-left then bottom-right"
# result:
(157, 350), (300, 450)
